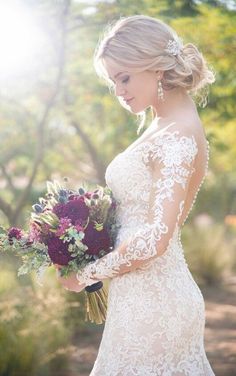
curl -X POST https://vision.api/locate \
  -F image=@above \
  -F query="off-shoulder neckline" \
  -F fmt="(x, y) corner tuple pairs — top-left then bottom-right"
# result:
(121, 120), (176, 155)
(118, 119), (210, 157)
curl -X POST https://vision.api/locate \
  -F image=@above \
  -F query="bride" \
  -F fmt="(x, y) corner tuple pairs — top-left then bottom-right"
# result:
(57, 15), (216, 375)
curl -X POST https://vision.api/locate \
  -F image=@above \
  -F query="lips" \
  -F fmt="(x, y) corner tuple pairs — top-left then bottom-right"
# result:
(124, 97), (134, 105)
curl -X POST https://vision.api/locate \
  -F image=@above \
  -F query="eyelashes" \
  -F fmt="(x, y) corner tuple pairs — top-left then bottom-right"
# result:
(109, 75), (130, 94)
(122, 76), (130, 84)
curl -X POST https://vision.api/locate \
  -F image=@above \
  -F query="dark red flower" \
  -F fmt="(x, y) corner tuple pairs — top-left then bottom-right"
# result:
(53, 198), (89, 225)
(84, 192), (92, 199)
(47, 236), (74, 265)
(83, 222), (111, 256)
(8, 227), (23, 240)
(68, 194), (82, 201)
(53, 203), (65, 218)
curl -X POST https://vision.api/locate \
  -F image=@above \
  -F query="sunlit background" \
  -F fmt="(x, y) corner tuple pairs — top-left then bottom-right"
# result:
(0, 1), (235, 375)
(0, 3), (47, 81)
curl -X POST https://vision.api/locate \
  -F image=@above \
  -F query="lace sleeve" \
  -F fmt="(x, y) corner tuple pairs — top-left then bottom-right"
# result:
(76, 127), (199, 286)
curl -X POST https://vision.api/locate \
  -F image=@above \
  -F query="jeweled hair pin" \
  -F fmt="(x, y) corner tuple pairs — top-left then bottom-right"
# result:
(165, 38), (183, 56)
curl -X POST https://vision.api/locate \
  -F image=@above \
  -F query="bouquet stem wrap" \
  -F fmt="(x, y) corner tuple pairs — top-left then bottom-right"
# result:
(84, 281), (108, 324)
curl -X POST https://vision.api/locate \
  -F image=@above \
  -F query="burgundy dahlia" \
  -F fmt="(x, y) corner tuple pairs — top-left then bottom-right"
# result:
(47, 236), (74, 265)
(53, 198), (89, 225)
(83, 222), (111, 256)
(52, 203), (65, 219)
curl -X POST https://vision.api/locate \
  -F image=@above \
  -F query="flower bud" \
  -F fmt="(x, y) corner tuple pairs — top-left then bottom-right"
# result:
(32, 204), (43, 213)
(59, 189), (68, 197)
(78, 187), (85, 195)
(59, 196), (67, 204)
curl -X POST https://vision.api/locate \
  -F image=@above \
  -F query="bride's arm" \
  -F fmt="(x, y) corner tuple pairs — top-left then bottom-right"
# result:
(77, 127), (199, 287)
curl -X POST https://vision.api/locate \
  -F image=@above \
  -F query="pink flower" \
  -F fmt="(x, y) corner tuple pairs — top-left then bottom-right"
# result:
(28, 222), (42, 242)
(75, 223), (84, 233)
(55, 218), (72, 237)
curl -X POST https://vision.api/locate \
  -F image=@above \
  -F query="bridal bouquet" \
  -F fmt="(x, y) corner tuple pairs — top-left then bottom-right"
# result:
(0, 180), (120, 324)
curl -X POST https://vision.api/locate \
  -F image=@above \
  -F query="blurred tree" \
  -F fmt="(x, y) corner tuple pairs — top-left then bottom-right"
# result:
(0, 0), (70, 225)
(0, 0), (235, 227)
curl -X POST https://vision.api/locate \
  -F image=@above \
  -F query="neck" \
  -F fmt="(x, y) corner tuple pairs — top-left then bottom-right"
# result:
(152, 87), (194, 123)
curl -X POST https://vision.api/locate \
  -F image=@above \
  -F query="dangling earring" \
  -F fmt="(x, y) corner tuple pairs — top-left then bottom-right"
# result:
(157, 80), (164, 101)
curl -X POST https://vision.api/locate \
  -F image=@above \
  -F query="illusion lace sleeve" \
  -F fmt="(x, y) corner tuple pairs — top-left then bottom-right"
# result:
(77, 127), (199, 286)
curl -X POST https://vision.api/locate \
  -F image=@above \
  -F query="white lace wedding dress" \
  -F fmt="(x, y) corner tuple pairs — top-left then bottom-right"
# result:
(77, 119), (215, 376)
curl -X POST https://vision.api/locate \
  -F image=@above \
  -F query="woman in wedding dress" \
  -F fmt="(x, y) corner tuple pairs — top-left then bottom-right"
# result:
(57, 15), (216, 375)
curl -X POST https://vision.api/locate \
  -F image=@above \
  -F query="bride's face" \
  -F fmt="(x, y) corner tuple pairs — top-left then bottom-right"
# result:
(103, 58), (160, 114)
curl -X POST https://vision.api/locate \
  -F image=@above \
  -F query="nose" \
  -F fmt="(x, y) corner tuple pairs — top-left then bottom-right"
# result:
(114, 84), (126, 97)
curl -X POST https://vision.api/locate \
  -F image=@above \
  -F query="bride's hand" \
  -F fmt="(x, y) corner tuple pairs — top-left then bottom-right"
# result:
(55, 264), (86, 293)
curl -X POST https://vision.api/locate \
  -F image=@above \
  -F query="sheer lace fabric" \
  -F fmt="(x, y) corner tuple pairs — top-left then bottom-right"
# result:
(77, 122), (215, 375)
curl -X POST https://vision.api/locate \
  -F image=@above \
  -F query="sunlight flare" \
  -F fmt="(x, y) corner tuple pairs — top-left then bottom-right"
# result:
(0, 3), (45, 79)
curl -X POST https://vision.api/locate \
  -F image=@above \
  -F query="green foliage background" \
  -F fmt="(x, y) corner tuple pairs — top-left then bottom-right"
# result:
(0, 0), (235, 374)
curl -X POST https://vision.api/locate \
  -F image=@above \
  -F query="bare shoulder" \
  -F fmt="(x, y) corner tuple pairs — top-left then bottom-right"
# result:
(157, 113), (206, 142)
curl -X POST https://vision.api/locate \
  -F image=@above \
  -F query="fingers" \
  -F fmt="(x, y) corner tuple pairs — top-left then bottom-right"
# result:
(56, 269), (62, 277)
(55, 266), (63, 278)
(54, 264), (62, 270)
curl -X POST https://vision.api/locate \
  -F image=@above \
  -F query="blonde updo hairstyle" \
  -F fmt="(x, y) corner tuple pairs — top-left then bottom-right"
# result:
(94, 15), (215, 133)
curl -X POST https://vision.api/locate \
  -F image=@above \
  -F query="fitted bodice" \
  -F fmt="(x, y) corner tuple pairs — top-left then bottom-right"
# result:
(105, 122), (210, 251)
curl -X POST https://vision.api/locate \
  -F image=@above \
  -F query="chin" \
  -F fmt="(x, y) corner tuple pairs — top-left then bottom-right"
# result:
(125, 106), (139, 115)
(123, 103), (143, 114)
(130, 108), (140, 114)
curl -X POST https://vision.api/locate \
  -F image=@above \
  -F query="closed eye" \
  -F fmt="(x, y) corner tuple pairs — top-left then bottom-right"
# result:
(122, 76), (130, 84)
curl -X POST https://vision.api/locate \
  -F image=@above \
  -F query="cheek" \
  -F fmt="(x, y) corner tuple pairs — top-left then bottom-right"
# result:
(146, 79), (157, 100)
(138, 81), (157, 106)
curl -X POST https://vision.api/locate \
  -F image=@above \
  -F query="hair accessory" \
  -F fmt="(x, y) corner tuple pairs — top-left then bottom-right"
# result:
(165, 39), (183, 56)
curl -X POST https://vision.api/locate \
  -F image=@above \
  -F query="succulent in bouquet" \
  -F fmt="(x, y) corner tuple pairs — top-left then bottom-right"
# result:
(0, 180), (120, 324)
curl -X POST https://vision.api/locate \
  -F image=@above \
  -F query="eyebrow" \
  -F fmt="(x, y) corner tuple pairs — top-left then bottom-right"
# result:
(108, 71), (128, 83)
